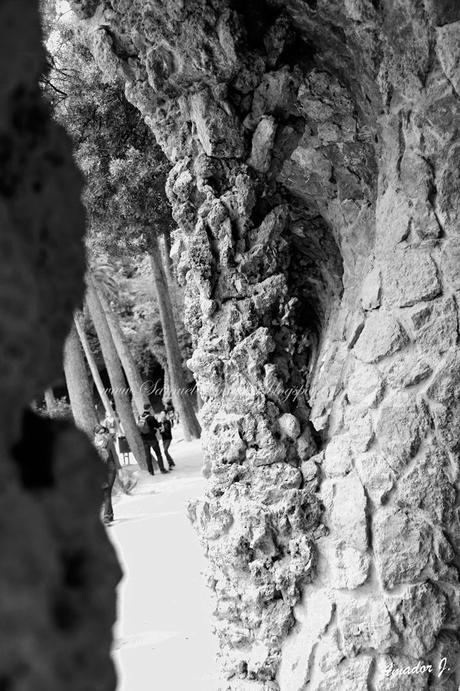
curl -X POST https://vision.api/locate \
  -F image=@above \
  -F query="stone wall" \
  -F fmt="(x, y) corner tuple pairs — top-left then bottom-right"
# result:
(71, 1), (460, 688)
(0, 1), (120, 688)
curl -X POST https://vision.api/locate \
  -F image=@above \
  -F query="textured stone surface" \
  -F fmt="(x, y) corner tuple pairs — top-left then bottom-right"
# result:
(70, 0), (460, 687)
(441, 238), (460, 290)
(316, 655), (373, 690)
(379, 350), (433, 389)
(355, 452), (395, 505)
(375, 393), (429, 472)
(344, 404), (375, 452)
(278, 589), (333, 690)
(387, 583), (447, 658)
(437, 21), (460, 96)
(326, 473), (368, 552)
(346, 360), (383, 406)
(382, 252), (441, 308)
(395, 445), (455, 524)
(374, 507), (449, 589)
(248, 116), (277, 174)
(409, 297), (458, 355)
(360, 267), (381, 310)
(337, 594), (395, 655)
(0, 2), (120, 688)
(426, 351), (460, 405)
(323, 435), (353, 477)
(320, 538), (371, 590)
(353, 312), (409, 364)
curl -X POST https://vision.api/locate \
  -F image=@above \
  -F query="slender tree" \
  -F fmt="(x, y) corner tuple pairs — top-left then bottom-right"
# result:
(94, 277), (150, 417)
(63, 323), (98, 436)
(46, 27), (200, 437)
(161, 233), (175, 287)
(73, 311), (114, 420)
(149, 236), (201, 440)
(90, 148), (202, 439)
(98, 147), (201, 440)
(86, 276), (147, 469)
(161, 356), (171, 402)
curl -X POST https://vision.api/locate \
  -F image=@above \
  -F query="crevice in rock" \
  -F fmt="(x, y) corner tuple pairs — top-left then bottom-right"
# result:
(229, 0), (281, 51)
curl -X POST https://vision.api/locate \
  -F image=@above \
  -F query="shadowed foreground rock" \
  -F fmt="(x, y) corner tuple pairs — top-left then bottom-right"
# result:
(72, 1), (460, 688)
(0, 1), (120, 689)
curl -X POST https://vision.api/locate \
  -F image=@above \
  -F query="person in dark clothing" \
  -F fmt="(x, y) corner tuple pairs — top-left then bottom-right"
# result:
(159, 411), (175, 470)
(164, 400), (177, 427)
(138, 405), (168, 474)
(94, 424), (117, 524)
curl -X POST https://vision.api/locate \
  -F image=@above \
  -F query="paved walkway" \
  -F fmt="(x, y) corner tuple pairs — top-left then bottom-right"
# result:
(108, 437), (220, 691)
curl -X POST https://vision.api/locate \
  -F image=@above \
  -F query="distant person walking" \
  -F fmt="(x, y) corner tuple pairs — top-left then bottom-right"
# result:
(94, 424), (117, 524)
(164, 399), (178, 427)
(159, 411), (175, 470)
(102, 413), (121, 464)
(138, 405), (168, 475)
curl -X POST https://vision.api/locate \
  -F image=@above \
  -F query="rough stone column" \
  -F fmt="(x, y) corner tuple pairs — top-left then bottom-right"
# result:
(0, 1), (120, 688)
(71, 1), (460, 688)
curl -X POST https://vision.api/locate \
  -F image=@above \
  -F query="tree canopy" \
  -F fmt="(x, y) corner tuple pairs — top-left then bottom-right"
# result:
(42, 8), (190, 382)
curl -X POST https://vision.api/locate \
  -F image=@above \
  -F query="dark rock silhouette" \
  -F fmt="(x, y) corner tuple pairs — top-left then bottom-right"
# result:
(0, 1), (120, 689)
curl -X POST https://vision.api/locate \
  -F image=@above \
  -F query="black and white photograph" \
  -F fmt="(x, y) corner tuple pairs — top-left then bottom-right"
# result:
(2, 0), (460, 689)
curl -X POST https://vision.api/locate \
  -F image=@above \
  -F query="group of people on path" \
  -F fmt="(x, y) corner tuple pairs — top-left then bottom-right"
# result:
(94, 402), (177, 525)
(138, 404), (175, 475)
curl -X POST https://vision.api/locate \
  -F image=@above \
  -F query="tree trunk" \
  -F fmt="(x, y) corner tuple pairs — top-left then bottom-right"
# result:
(162, 361), (171, 403)
(73, 311), (114, 420)
(86, 277), (147, 469)
(63, 323), (98, 436)
(44, 388), (57, 417)
(148, 234), (201, 440)
(161, 232), (175, 286)
(93, 281), (150, 417)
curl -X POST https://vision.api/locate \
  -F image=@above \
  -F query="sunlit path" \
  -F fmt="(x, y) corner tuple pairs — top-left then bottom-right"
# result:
(108, 437), (220, 691)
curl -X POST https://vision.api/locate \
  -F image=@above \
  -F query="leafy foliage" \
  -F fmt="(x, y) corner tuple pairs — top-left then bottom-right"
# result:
(42, 4), (190, 376)
(45, 14), (174, 256)
(38, 396), (73, 421)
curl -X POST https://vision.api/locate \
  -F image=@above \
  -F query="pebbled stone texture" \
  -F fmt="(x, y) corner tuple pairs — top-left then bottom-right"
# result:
(70, 0), (460, 687)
